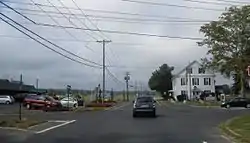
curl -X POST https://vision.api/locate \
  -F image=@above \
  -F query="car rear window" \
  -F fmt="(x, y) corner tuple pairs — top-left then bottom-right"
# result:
(137, 97), (153, 103)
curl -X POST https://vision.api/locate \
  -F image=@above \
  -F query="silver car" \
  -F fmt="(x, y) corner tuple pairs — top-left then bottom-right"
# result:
(60, 97), (78, 108)
(0, 95), (14, 104)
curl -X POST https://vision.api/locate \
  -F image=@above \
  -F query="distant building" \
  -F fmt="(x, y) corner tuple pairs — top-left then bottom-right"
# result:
(0, 79), (35, 95)
(171, 60), (216, 99)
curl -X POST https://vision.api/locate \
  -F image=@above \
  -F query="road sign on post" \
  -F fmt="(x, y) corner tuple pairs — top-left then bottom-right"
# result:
(67, 85), (71, 110)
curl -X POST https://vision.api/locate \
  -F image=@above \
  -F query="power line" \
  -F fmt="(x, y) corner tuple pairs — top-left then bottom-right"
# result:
(0, 1), (203, 40)
(0, 34), (96, 42)
(28, 22), (203, 40)
(215, 0), (250, 4)
(106, 68), (125, 85)
(29, 0), (94, 51)
(3, 10), (205, 25)
(0, 6), (212, 23)
(121, 0), (225, 11)
(43, 0), (99, 41)
(69, 0), (111, 40)
(0, 13), (101, 69)
(54, 0), (103, 41)
(1, 1), (219, 20)
(0, 12), (102, 67)
(180, 0), (235, 6)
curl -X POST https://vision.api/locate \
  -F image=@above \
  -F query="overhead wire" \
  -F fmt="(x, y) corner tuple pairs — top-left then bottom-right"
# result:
(53, 0), (104, 41)
(29, 0), (94, 51)
(42, 0), (99, 41)
(106, 67), (125, 86)
(180, 0), (234, 6)
(0, 13), (101, 69)
(69, 0), (111, 40)
(121, 0), (226, 11)
(1, 1), (223, 20)
(1, 8), (211, 23)
(0, 2), (203, 40)
(0, 11), (102, 67)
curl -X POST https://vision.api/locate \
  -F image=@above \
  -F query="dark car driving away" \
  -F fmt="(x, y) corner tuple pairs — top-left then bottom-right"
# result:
(133, 96), (156, 117)
(221, 97), (250, 108)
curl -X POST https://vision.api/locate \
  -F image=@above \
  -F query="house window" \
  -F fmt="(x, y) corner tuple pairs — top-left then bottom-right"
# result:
(181, 78), (187, 85)
(186, 68), (192, 74)
(181, 90), (187, 95)
(204, 90), (211, 94)
(198, 68), (205, 74)
(192, 78), (199, 85)
(204, 78), (211, 85)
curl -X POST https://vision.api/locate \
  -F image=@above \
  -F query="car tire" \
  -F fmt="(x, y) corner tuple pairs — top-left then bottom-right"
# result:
(226, 104), (230, 109)
(5, 101), (10, 105)
(44, 105), (50, 112)
(133, 112), (137, 118)
(26, 103), (31, 110)
(152, 111), (156, 117)
(246, 104), (250, 108)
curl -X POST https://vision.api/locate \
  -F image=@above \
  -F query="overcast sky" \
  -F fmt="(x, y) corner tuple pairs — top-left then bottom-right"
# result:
(0, 0), (240, 90)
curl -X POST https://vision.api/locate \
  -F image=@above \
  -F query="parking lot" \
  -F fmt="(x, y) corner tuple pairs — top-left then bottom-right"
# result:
(0, 103), (83, 121)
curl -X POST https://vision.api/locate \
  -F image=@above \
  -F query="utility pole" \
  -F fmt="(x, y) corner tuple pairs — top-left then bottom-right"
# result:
(19, 74), (23, 121)
(36, 78), (39, 94)
(124, 72), (130, 101)
(97, 40), (111, 104)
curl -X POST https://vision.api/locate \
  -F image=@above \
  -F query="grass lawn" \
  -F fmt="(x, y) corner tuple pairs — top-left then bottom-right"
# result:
(220, 115), (250, 143)
(187, 100), (221, 107)
(0, 118), (46, 129)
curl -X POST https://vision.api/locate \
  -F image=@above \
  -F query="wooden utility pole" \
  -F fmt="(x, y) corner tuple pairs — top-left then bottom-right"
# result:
(124, 72), (130, 101)
(97, 40), (111, 103)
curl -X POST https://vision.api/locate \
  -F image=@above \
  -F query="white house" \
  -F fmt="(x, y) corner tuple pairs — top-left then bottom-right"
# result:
(171, 60), (216, 99)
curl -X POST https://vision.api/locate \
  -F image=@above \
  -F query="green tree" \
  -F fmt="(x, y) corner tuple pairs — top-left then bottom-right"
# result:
(198, 6), (250, 97)
(148, 64), (174, 99)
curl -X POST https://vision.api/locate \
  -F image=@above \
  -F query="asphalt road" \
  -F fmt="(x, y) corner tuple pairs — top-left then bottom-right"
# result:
(1, 102), (250, 143)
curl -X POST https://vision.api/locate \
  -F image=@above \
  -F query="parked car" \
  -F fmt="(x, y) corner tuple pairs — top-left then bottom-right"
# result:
(221, 97), (250, 108)
(60, 97), (78, 108)
(0, 95), (15, 104)
(132, 96), (156, 117)
(23, 94), (61, 110)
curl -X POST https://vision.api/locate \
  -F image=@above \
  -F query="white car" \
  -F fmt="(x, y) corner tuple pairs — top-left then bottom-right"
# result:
(60, 97), (78, 108)
(0, 95), (15, 104)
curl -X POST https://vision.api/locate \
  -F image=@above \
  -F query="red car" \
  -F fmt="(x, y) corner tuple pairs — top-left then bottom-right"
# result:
(23, 94), (61, 111)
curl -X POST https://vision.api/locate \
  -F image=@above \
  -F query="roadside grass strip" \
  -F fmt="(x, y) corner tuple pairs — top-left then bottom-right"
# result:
(187, 101), (221, 108)
(0, 118), (46, 130)
(0, 119), (76, 134)
(220, 115), (250, 143)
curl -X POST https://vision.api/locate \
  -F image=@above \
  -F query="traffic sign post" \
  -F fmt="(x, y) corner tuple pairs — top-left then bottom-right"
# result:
(67, 85), (71, 110)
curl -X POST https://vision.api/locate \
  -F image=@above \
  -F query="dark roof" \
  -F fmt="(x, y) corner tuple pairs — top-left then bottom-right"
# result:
(0, 79), (35, 91)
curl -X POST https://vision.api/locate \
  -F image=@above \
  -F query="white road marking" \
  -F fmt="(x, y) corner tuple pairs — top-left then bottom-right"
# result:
(202, 141), (207, 143)
(156, 100), (161, 106)
(35, 120), (76, 134)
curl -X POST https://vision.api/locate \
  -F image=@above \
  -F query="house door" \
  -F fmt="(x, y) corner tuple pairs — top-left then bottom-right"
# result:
(193, 91), (200, 99)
